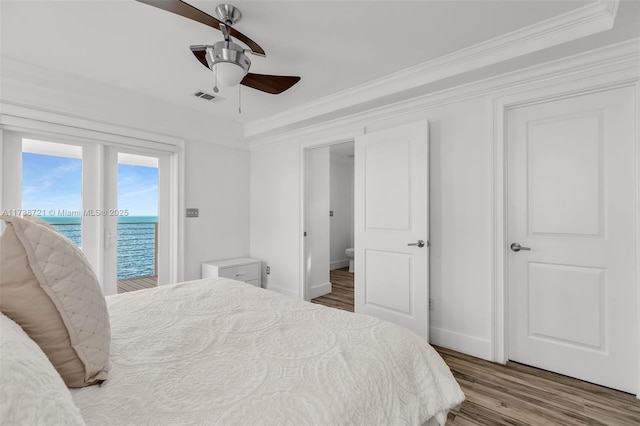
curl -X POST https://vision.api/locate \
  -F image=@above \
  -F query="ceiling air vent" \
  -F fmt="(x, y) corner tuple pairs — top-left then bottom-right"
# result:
(194, 91), (223, 102)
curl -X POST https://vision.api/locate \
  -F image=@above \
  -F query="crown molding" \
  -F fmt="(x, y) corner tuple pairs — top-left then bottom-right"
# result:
(248, 38), (638, 150)
(600, 0), (619, 17)
(245, 0), (619, 139)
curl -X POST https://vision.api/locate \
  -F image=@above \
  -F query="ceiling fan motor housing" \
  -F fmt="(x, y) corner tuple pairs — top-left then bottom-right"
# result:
(205, 40), (251, 85)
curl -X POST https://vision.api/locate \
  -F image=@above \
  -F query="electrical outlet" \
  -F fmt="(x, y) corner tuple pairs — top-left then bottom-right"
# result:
(266, 266), (271, 275)
(186, 208), (199, 218)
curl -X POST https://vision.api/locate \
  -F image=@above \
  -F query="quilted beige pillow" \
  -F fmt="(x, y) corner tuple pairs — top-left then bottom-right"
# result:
(0, 215), (110, 387)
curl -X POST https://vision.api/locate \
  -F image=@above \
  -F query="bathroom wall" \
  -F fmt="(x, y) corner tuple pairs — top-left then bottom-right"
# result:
(329, 144), (354, 270)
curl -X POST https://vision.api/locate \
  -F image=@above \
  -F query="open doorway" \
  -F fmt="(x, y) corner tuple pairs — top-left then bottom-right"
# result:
(304, 141), (355, 312)
(304, 121), (429, 336)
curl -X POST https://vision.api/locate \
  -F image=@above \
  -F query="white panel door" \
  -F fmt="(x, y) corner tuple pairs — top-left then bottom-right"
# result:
(507, 87), (637, 393)
(355, 121), (429, 339)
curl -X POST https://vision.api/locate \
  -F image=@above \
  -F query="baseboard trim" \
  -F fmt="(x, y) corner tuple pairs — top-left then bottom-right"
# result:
(429, 326), (492, 361)
(308, 281), (332, 299)
(265, 284), (299, 298)
(330, 260), (349, 270)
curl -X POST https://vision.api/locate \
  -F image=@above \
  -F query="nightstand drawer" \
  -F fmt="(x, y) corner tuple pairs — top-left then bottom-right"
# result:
(218, 263), (260, 282)
(202, 258), (262, 288)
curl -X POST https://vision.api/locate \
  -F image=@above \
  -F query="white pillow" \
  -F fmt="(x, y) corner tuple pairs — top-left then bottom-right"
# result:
(0, 313), (86, 425)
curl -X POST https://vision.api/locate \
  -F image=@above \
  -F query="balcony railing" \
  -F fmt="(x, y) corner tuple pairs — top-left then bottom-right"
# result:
(47, 220), (158, 280)
(117, 221), (157, 279)
(47, 222), (82, 247)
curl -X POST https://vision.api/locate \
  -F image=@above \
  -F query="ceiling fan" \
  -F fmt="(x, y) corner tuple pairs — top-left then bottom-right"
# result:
(137, 0), (301, 95)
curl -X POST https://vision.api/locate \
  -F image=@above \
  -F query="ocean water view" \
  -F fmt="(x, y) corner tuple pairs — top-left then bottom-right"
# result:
(40, 215), (158, 280)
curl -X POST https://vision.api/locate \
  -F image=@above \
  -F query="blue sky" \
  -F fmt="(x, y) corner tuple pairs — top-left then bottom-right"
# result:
(22, 153), (158, 216)
(117, 163), (158, 216)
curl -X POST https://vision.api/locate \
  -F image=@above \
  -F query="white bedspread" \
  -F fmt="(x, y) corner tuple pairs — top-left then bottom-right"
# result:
(71, 278), (464, 425)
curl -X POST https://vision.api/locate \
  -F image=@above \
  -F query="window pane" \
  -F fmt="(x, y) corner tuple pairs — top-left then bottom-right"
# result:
(116, 153), (158, 289)
(22, 139), (82, 247)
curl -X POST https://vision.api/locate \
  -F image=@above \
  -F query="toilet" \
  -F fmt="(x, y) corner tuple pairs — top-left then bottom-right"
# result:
(345, 248), (354, 273)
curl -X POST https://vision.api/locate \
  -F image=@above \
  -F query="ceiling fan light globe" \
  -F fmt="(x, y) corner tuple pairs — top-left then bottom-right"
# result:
(205, 41), (251, 87)
(214, 62), (247, 86)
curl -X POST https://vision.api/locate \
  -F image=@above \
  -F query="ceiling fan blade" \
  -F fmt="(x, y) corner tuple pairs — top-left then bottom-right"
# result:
(136, 0), (265, 56)
(190, 45), (209, 68)
(227, 27), (265, 57)
(240, 73), (301, 94)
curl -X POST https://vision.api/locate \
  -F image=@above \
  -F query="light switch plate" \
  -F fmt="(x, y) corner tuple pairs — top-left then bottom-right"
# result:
(186, 208), (199, 218)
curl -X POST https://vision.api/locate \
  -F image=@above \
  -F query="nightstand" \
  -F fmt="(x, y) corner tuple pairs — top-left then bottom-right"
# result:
(201, 257), (261, 288)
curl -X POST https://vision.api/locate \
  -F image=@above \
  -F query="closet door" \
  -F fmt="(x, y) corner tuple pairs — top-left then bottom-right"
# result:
(507, 86), (637, 393)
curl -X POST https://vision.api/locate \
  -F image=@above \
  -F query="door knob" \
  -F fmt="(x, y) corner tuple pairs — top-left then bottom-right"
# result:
(407, 240), (426, 248)
(510, 242), (531, 252)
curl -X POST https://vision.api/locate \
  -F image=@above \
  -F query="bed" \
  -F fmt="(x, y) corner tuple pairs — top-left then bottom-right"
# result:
(0, 215), (464, 425)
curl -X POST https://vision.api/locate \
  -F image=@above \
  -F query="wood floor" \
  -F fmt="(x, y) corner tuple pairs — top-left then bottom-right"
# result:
(310, 267), (354, 311)
(310, 269), (640, 425)
(439, 346), (640, 425)
(117, 275), (157, 294)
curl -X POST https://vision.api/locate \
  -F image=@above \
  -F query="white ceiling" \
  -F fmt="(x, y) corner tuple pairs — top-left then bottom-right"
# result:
(0, 0), (632, 128)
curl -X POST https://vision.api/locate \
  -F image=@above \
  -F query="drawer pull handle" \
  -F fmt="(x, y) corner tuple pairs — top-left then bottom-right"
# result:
(235, 273), (246, 276)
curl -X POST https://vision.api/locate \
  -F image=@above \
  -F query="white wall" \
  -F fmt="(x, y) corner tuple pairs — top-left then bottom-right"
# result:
(329, 152), (354, 269)
(183, 141), (249, 281)
(1, 59), (251, 282)
(249, 141), (301, 297)
(249, 96), (493, 358)
(248, 40), (640, 365)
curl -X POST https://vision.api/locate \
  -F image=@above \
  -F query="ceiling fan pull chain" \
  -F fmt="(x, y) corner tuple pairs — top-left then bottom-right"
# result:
(238, 84), (242, 114)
